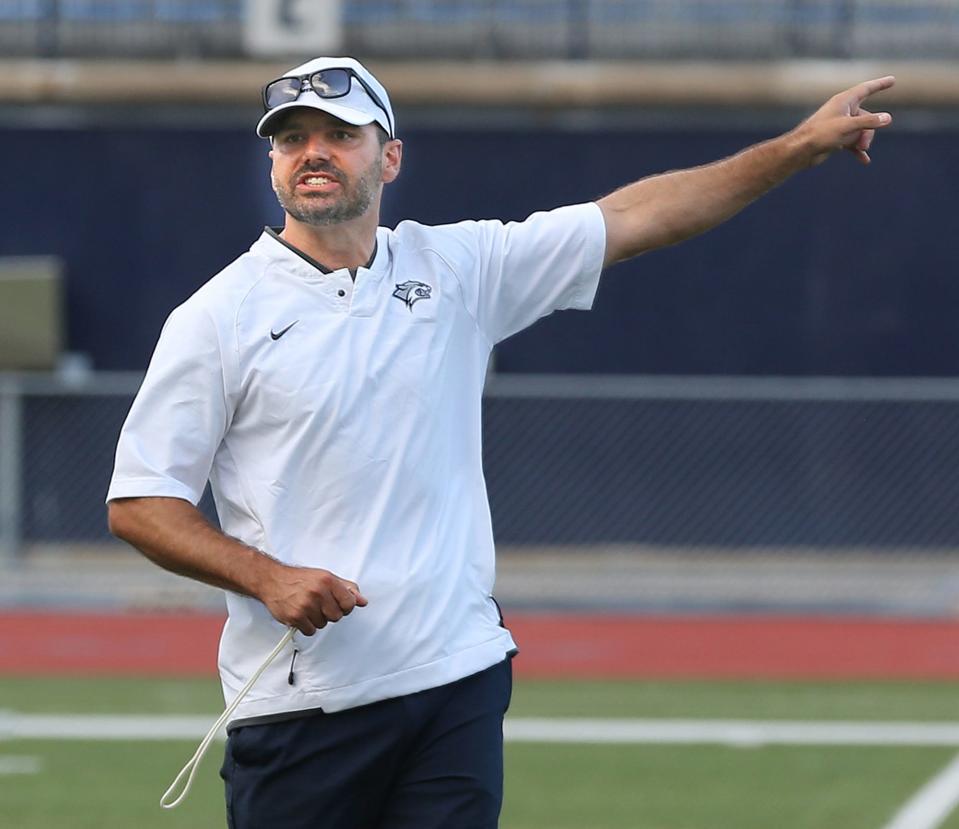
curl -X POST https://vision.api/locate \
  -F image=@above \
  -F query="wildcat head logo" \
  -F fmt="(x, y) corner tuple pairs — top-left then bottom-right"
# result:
(392, 281), (433, 311)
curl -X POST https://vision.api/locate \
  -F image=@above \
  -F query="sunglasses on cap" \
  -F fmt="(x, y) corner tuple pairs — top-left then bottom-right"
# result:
(261, 68), (394, 139)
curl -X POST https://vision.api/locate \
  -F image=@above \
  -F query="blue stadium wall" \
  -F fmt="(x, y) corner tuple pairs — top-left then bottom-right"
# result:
(1, 114), (956, 377)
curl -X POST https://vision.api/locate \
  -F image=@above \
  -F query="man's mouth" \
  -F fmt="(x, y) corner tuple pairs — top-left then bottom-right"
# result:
(296, 172), (341, 192)
(302, 175), (334, 186)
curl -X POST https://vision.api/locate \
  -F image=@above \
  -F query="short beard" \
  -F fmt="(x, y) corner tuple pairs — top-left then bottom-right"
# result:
(274, 157), (382, 226)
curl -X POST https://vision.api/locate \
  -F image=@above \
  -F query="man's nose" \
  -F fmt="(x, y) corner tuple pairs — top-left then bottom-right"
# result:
(302, 134), (332, 161)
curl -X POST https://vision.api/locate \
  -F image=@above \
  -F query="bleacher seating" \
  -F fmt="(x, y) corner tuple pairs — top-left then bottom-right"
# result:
(0, 1), (955, 60)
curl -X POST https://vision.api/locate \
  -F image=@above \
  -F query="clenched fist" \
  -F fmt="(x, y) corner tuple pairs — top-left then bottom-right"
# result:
(261, 564), (369, 635)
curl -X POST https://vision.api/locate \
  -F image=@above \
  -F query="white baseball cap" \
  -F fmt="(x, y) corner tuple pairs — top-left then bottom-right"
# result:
(256, 56), (395, 139)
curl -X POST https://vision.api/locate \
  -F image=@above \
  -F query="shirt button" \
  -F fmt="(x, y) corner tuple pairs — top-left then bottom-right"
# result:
(337, 289), (346, 297)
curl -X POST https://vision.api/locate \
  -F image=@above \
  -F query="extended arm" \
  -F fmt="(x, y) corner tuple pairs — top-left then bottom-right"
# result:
(107, 496), (366, 635)
(598, 76), (895, 266)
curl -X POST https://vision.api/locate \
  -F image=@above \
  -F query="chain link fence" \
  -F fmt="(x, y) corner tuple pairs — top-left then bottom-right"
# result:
(3, 371), (959, 552)
(0, 1), (957, 59)
(483, 376), (959, 548)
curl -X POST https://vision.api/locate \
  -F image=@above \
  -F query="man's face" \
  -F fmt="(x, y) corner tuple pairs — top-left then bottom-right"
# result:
(268, 109), (398, 226)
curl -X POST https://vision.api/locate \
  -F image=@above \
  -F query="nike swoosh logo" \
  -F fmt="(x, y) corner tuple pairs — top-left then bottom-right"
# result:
(270, 320), (299, 341)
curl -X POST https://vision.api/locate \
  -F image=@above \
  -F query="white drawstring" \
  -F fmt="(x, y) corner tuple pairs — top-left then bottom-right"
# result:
(160, 627), (296, 809)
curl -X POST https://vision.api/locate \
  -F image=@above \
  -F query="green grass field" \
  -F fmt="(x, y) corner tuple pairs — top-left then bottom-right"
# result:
(3, 676), (959, 829)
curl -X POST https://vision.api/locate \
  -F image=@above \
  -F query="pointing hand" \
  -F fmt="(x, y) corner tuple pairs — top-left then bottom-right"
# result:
(796, 76), (895, 166)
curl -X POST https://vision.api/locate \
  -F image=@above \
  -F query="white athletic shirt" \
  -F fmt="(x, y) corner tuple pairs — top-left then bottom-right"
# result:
(107, 202), (606, 722)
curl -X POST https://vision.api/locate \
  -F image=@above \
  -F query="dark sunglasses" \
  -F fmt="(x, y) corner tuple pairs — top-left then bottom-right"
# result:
(262, 67), (394, 138)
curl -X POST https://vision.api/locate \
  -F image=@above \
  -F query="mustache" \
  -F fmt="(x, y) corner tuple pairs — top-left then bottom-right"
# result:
(293, 162), (346, 181)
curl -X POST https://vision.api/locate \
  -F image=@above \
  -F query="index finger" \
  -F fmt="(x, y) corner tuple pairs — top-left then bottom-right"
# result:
(850, 75), (896, 103)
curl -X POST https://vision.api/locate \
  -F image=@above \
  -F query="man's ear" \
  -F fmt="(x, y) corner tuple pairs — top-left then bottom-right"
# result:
(382, 139), (403, 184)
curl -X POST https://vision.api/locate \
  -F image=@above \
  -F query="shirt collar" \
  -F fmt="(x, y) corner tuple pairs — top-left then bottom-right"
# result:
(258, 227), (380, 279)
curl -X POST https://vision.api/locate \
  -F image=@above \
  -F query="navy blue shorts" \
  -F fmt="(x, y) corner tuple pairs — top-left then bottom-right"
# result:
(220, 659), (513, 829)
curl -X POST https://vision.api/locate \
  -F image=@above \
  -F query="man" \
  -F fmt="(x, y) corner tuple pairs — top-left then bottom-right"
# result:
(107, 56), (894, 828)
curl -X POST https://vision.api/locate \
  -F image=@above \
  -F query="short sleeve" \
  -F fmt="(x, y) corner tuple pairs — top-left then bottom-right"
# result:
(455, 202), (606, 345)
(106, 301), (234, 506)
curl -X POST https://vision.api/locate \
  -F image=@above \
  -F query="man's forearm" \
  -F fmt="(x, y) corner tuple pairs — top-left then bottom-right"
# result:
(107, 496), (279, 600)
(599, 129), (809, 265)
(107, 496), (368, 635)
(598, 76), (894, 267)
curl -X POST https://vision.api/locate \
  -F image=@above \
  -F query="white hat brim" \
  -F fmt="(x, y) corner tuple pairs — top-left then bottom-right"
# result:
(256, 97), (380, 138)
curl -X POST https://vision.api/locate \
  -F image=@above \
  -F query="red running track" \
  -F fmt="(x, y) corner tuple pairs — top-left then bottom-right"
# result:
(3, 612), (959, 679)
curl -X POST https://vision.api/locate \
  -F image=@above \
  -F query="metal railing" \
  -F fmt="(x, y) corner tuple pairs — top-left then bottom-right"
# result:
(0, 1), (956, 59)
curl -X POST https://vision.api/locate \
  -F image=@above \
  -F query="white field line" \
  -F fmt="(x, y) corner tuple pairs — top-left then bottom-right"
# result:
(0, 714), (220, 741)
(881, 752), (959, 829)
(3, 714), (959, 747)
(505, 719), (959, 747)
(0, 755), (42, 775)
